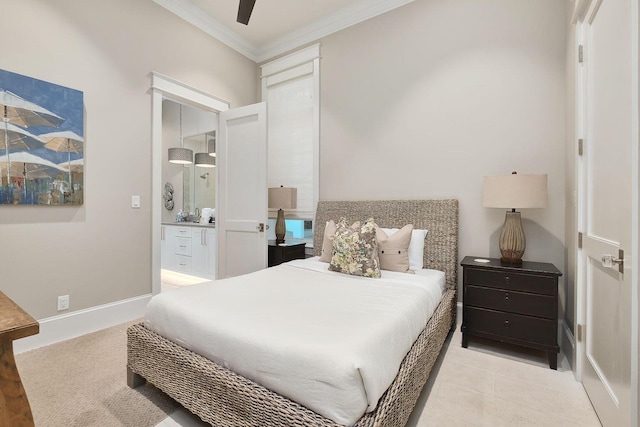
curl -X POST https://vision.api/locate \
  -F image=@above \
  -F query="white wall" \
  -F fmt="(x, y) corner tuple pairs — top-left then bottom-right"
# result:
(0, 0), (257, 318)
(320, 0), (567, 290)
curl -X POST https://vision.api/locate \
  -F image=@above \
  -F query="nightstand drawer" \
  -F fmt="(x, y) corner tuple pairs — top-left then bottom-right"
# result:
(466, 268), (556, 295)
(465, 285), (555, 318)
(268, 242), (306, 267)
(464, 306), (556, 346)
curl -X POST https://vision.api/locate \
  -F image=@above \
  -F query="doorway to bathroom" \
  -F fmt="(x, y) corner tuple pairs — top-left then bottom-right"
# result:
(160, 100), (218, 293)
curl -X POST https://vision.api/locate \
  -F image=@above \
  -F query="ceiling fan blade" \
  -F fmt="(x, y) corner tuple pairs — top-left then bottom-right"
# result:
(237, 0), (256, 25)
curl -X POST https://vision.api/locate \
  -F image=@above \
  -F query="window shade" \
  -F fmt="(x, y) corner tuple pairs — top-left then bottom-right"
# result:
(266, 72), (314, 216)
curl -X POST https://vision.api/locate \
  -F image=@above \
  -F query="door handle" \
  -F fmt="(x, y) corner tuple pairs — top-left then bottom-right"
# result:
(257, 223), (265, 232)
(602, 249), (624, 273)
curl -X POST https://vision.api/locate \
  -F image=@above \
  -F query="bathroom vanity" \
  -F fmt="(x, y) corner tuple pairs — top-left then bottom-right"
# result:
(161, 223), (216, 280)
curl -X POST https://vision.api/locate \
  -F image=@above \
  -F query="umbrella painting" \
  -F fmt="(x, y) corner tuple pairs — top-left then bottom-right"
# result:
(0, 69), (83, 205)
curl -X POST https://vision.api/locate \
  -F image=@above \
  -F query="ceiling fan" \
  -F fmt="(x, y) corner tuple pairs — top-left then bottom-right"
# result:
(237, 0), (256, 25)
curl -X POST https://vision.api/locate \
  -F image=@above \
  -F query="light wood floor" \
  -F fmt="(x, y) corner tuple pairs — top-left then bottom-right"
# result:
(154, 297), (601, 427)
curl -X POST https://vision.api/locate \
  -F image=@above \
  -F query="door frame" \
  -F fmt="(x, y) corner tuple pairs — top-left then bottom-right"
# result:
(149, 72), (230, 295)
(572, 1), (639, 425)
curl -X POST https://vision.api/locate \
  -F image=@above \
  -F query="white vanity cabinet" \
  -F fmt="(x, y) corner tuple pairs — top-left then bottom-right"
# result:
(161, 224), (216, 280)
(191, 228), (216, 279)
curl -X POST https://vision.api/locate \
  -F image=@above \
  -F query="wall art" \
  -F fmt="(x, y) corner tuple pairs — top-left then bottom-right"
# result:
(0, 69), (84, 205)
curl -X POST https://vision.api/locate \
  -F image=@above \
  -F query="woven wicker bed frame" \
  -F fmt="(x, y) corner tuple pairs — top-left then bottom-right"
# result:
(127, 199), (458, 427)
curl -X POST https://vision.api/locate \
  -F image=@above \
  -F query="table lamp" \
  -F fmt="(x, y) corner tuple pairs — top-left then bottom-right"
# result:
(483, 172), (547, 264)
(268, 186), (297, 244)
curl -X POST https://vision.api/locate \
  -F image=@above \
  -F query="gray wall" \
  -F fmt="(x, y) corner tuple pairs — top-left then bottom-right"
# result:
(319, 0), (567, 295)
(0, 0), (257, 318)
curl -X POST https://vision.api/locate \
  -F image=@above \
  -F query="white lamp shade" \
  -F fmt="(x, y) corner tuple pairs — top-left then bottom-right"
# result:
(168, 147), (193, 164)
(195, 152), (216, 168)
(483, 174), (547, 209)
(268, 187), (297, 209)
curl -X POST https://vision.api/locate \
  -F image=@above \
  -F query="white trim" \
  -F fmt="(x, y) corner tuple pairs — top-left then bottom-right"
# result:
(561, 320), (576, 373)
(630, 1), (639, 425)
(13, 295), (152, 354)
(261, 44), (321, 78)
(153, 0), (414, 63)
(150, 72), (231, 112)
(571, 0), (593, 24)
(574, 16), (586, 383)
(150, 72), (230, 295)
(152, 0), (259, 61)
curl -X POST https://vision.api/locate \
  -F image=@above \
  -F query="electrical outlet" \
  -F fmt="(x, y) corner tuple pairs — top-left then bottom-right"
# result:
(57, 295), (69, 311)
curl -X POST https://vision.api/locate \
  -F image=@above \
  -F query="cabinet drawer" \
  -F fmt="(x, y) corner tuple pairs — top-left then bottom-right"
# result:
(465, 285), (555, 319)
(465, 268), (556, 295)
(464, 306), (556, 346)
(173, 227), (191, 237)
(176, 237), (192, 256)
(174, 255), (192, 273)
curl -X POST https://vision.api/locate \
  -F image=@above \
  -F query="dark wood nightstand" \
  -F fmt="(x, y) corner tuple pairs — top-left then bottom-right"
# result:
(460, 256), (562, 369)
(268, 240), (306, 267)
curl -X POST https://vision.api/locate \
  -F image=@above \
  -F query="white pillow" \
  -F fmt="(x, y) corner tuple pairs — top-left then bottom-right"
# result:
(381, 228), (428, 270)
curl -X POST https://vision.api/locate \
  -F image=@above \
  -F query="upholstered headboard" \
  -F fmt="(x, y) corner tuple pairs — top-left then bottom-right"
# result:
(313, 199), (459, 290)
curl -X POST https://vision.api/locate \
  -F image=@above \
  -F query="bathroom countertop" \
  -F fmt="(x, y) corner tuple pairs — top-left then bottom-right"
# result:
(162, 222), (216, 228)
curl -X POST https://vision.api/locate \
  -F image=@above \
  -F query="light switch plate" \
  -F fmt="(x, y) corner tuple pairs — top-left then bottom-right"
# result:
(132, 195), (140, 208)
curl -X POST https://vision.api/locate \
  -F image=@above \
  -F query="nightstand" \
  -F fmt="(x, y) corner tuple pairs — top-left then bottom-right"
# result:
(268, 240), (306, 267)
(460, 256), (562, 369)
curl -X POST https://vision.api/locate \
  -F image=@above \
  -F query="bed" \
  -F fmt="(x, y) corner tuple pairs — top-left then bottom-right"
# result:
(127, 199), (458, 427)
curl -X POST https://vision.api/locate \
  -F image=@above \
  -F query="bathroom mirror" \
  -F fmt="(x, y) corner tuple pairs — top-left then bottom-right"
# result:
(183, 131), (216, 215)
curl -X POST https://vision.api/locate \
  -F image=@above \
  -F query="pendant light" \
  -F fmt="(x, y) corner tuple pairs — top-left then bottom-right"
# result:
(195, 152), (216, 168)
(168, 104), (193, 164)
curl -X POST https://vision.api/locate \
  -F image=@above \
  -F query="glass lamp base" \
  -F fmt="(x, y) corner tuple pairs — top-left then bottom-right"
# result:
(499, 211), (525, 264)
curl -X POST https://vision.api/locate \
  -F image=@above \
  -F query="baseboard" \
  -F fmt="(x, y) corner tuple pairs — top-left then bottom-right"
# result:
(561, 319), (576, 371)
(14, 294), (152, 354)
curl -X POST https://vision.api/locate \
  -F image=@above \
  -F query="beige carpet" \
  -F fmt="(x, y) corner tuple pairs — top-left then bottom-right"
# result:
(15, 321), (178, 427)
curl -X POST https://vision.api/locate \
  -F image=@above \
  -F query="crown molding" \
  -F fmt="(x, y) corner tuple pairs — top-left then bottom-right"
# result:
(153, 0), (259, 61)
(154, 0), (415, 63)
(255, 0), (415, 63)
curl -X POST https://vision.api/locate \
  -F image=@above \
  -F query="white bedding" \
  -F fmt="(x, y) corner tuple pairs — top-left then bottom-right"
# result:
(145, 257), (444, 426)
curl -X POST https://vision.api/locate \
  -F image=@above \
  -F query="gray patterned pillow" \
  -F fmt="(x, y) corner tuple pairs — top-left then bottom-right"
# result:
(329, 218), (381, 278)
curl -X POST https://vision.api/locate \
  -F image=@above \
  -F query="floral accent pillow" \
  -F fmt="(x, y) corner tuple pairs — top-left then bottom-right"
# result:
(319, 220), (361, 262)
(329, 218), (381, 278)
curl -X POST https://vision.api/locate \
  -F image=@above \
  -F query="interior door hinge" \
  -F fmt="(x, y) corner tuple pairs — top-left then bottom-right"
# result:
(578, 139), (583, 156)
(578, 45), (584, 63)
(577, 324), (583, 342)
(578, 232), (583, 249)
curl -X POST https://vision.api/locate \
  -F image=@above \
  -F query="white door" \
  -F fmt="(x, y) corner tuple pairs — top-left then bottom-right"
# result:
(578, 1), (635, 426)
(217, 102), (268, 278)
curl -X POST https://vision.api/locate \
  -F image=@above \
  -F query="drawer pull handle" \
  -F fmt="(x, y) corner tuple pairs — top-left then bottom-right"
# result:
(505, 276), (510, 283)
(504, 320), (510, 327)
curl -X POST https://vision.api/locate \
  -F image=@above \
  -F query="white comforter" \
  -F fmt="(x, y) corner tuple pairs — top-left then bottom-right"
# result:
(145, 258), (444, 426)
